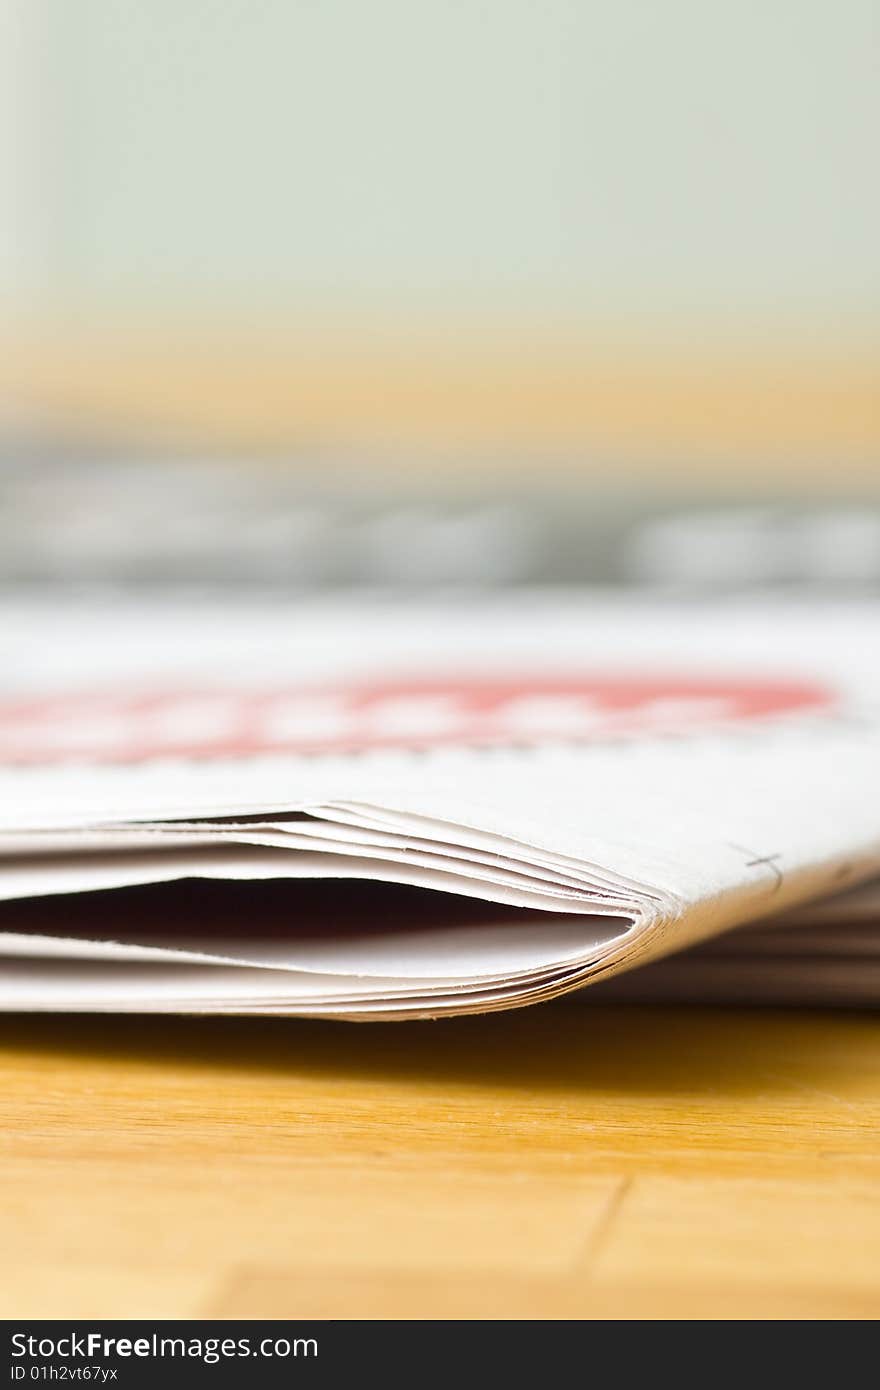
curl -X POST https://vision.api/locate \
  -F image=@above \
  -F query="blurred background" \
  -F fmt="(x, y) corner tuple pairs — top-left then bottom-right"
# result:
(0, 0), (878, 590)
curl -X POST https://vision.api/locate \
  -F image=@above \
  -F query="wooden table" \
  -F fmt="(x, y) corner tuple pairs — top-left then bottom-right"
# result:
(2, 1002), (877, 1319)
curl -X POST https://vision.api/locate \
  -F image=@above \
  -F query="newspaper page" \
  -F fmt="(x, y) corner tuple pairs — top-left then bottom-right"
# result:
(0, 591), (878, 1016)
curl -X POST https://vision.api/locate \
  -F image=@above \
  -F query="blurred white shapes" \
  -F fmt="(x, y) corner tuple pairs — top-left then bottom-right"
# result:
(261, 696), (354, 743)
(357, 505), (537, 583)
(0, 713), (133, 759)
(139, 697), (242, 746)
(497, 695), (607, 736)
(621, 696), (733, 728)
(628, 509), (785, 585)
(362, 695), (462, 738)
(628, 506), (880, 587)
(796, 510), (880, 583)
(232, 508), (336, 581)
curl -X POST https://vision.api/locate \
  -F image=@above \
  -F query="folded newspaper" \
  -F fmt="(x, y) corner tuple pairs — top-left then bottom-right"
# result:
(1, 592), (878, 1016)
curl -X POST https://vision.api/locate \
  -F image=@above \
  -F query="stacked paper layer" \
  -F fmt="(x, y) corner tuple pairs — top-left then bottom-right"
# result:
(593, 878), (880, 1008)
(0, 593), (878, 1016)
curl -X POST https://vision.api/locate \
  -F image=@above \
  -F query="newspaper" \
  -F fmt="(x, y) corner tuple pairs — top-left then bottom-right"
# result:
(589, 876), (880, 1009)
(0, 591), (878, 1016)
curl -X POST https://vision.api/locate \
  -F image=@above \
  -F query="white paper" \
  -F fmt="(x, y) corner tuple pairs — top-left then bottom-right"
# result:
(0, 591), (878, 1016)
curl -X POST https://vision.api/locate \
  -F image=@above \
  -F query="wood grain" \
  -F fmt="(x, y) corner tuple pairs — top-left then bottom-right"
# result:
(1, 1003), (877, 1319)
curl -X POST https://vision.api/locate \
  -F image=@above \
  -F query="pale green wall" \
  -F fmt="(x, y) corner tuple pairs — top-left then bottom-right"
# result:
(8, 1), (880, 340)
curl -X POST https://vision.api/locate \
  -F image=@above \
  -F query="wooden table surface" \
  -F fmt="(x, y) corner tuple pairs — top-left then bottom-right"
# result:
(2, 1001), (877, 1320)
